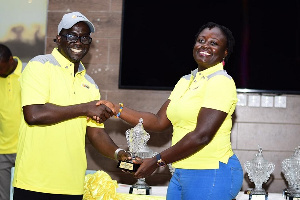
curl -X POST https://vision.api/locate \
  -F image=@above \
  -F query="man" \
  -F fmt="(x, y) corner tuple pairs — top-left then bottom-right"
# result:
(12, 12), (129, 200)
(0, 44), (25, 200)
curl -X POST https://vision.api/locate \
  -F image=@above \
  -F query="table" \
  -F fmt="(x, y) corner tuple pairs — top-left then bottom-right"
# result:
(117, 184), (168, 197)
(235, 192), (284, 200)
(117, 184), (286, 200)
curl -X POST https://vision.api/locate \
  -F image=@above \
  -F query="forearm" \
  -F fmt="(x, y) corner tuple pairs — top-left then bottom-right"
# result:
(160, 108), (227, 164)
(160, 131), (207, 164)
(133, 132), (206, 179)
(87, 127), (119, 159)
(116, 100), (171, 132)
(118, 107), (161, 131)
(23, 103), (89, 125)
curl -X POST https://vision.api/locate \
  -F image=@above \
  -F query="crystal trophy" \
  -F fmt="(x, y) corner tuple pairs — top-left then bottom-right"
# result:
(282, 146), (300, 200)
(244, 146), (275, 200)
(167, 163), (175, 175)
(120, 118), (154, 195)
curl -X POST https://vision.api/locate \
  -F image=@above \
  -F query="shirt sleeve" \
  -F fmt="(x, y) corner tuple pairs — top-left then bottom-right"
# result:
(202, 75), (237, 113)
(20, 61), (50, 107)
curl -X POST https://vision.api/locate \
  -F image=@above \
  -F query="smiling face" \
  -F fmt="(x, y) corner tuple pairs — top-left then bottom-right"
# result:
(56, 21), (91, 64)
(193, 27), (228, 71)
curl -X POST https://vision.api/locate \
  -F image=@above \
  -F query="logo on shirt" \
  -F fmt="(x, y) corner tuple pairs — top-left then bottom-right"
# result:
(82, 83), (90, 89)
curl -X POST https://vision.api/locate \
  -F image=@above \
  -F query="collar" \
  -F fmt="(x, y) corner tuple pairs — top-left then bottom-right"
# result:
(191, 62), (224, 79)
(12, 56), (23, 76)
(51, 48), (86, 74)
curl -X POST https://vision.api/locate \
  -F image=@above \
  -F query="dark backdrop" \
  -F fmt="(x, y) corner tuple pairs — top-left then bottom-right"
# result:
(119, 0), (300, 94)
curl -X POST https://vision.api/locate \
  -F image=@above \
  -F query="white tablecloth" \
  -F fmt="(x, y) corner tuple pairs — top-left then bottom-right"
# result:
(235, 192), (284, 200)
(117, 184), (285, 200)
(117, 184), (168, 196)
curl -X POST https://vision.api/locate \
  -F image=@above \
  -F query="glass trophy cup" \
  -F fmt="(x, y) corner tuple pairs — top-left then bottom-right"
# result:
(244, 146), (275, 200)
(282, 146), (300, 200)
(119, 118), (154, 195)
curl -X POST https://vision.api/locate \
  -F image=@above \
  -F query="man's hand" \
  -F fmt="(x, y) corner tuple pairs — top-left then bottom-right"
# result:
(86, 101), (114, 123)
(117, 150), (132, 161)
(95, 100), (118, 115)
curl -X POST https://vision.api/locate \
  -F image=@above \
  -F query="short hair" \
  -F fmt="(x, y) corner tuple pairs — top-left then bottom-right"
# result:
(195, 22), (235, 63)
(0, 44), (12, 62)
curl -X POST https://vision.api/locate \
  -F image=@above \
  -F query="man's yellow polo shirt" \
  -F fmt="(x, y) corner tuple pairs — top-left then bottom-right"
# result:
(166, 63), (237, 169)
(13, 48), (103, 195)
(0, 56), (23, 154)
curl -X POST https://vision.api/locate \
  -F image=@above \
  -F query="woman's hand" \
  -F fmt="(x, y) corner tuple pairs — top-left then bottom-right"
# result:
(133, 157), (158, 179)
(95, 100), (118, 115)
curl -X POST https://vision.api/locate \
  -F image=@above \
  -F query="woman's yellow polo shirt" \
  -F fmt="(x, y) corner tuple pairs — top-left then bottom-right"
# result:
(167, 63), (237, 169)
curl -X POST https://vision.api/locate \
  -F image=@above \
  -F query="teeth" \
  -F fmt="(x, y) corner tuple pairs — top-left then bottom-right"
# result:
(200, 51), (210, 56)
(71, 48), (82, 53)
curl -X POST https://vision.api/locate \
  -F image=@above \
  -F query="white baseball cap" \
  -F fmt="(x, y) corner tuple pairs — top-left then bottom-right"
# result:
(58, 11), (95, 35)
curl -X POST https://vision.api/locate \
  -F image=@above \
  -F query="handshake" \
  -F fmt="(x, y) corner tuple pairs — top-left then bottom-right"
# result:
(87, 100), (120, 123)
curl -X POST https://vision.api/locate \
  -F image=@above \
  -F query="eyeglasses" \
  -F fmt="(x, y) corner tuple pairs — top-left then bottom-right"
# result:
(60, 34), (92, 45)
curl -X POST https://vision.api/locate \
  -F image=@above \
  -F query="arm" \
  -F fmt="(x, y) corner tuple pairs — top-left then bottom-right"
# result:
(86, 126), (130, 161)
(134, 107), (227, 178)
(23, 101), (113, 125)
(98, 100), (172, 132)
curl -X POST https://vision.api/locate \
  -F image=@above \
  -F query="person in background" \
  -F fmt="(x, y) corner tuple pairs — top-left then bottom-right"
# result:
(99, 22), (243, 200)
(12, 12), (129, 200)
(0, 44), (25, 200)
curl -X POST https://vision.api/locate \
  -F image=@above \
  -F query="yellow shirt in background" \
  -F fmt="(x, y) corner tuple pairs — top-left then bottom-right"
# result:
(0, 56), (23, 154)
(167, 63), (237, 169)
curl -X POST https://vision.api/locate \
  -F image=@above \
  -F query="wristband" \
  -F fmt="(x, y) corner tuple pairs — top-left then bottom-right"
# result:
(115, 103), (124, 118)
(156, 153), (166, 167)
(114, 148), (125, 160)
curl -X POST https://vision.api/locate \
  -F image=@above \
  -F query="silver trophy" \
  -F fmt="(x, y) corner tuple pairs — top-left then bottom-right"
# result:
(244, 146), (275, 200)
(126, 118), (154, 195)
(282, 146), (300, 199)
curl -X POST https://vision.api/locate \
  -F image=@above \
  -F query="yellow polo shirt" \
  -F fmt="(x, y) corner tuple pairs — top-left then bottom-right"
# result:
(0, 56), (23, 154)
(167, 63), (237, 169)
(13, 48), (103, 195)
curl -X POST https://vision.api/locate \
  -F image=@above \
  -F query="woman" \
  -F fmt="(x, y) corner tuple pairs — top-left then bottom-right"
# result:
(100, 22), (243, 200)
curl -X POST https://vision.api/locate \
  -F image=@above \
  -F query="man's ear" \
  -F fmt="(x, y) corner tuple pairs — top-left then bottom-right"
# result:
(54, 35), (61, 44)
(8, 56), (14, 64)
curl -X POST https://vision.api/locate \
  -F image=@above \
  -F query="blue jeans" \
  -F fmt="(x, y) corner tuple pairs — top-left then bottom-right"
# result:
(167, 154), (243, 200)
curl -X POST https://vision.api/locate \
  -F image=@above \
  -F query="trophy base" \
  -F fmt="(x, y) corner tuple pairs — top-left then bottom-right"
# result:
(287, 195), (300, 200)
(129, 186), (151, 195)
(283, 188), (300, 200)
(117, 160), (140, 172)
(249, 194), (268, 200)
(129, 178), (151, 195)
(249, 189), (268, 200)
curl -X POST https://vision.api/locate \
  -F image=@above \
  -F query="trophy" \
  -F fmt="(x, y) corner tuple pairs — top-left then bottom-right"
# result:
(167, 163), (175, 175)
(119, 118), (154, 195)
(244, 146), (275, 200)
(282, 146), (300, 200)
